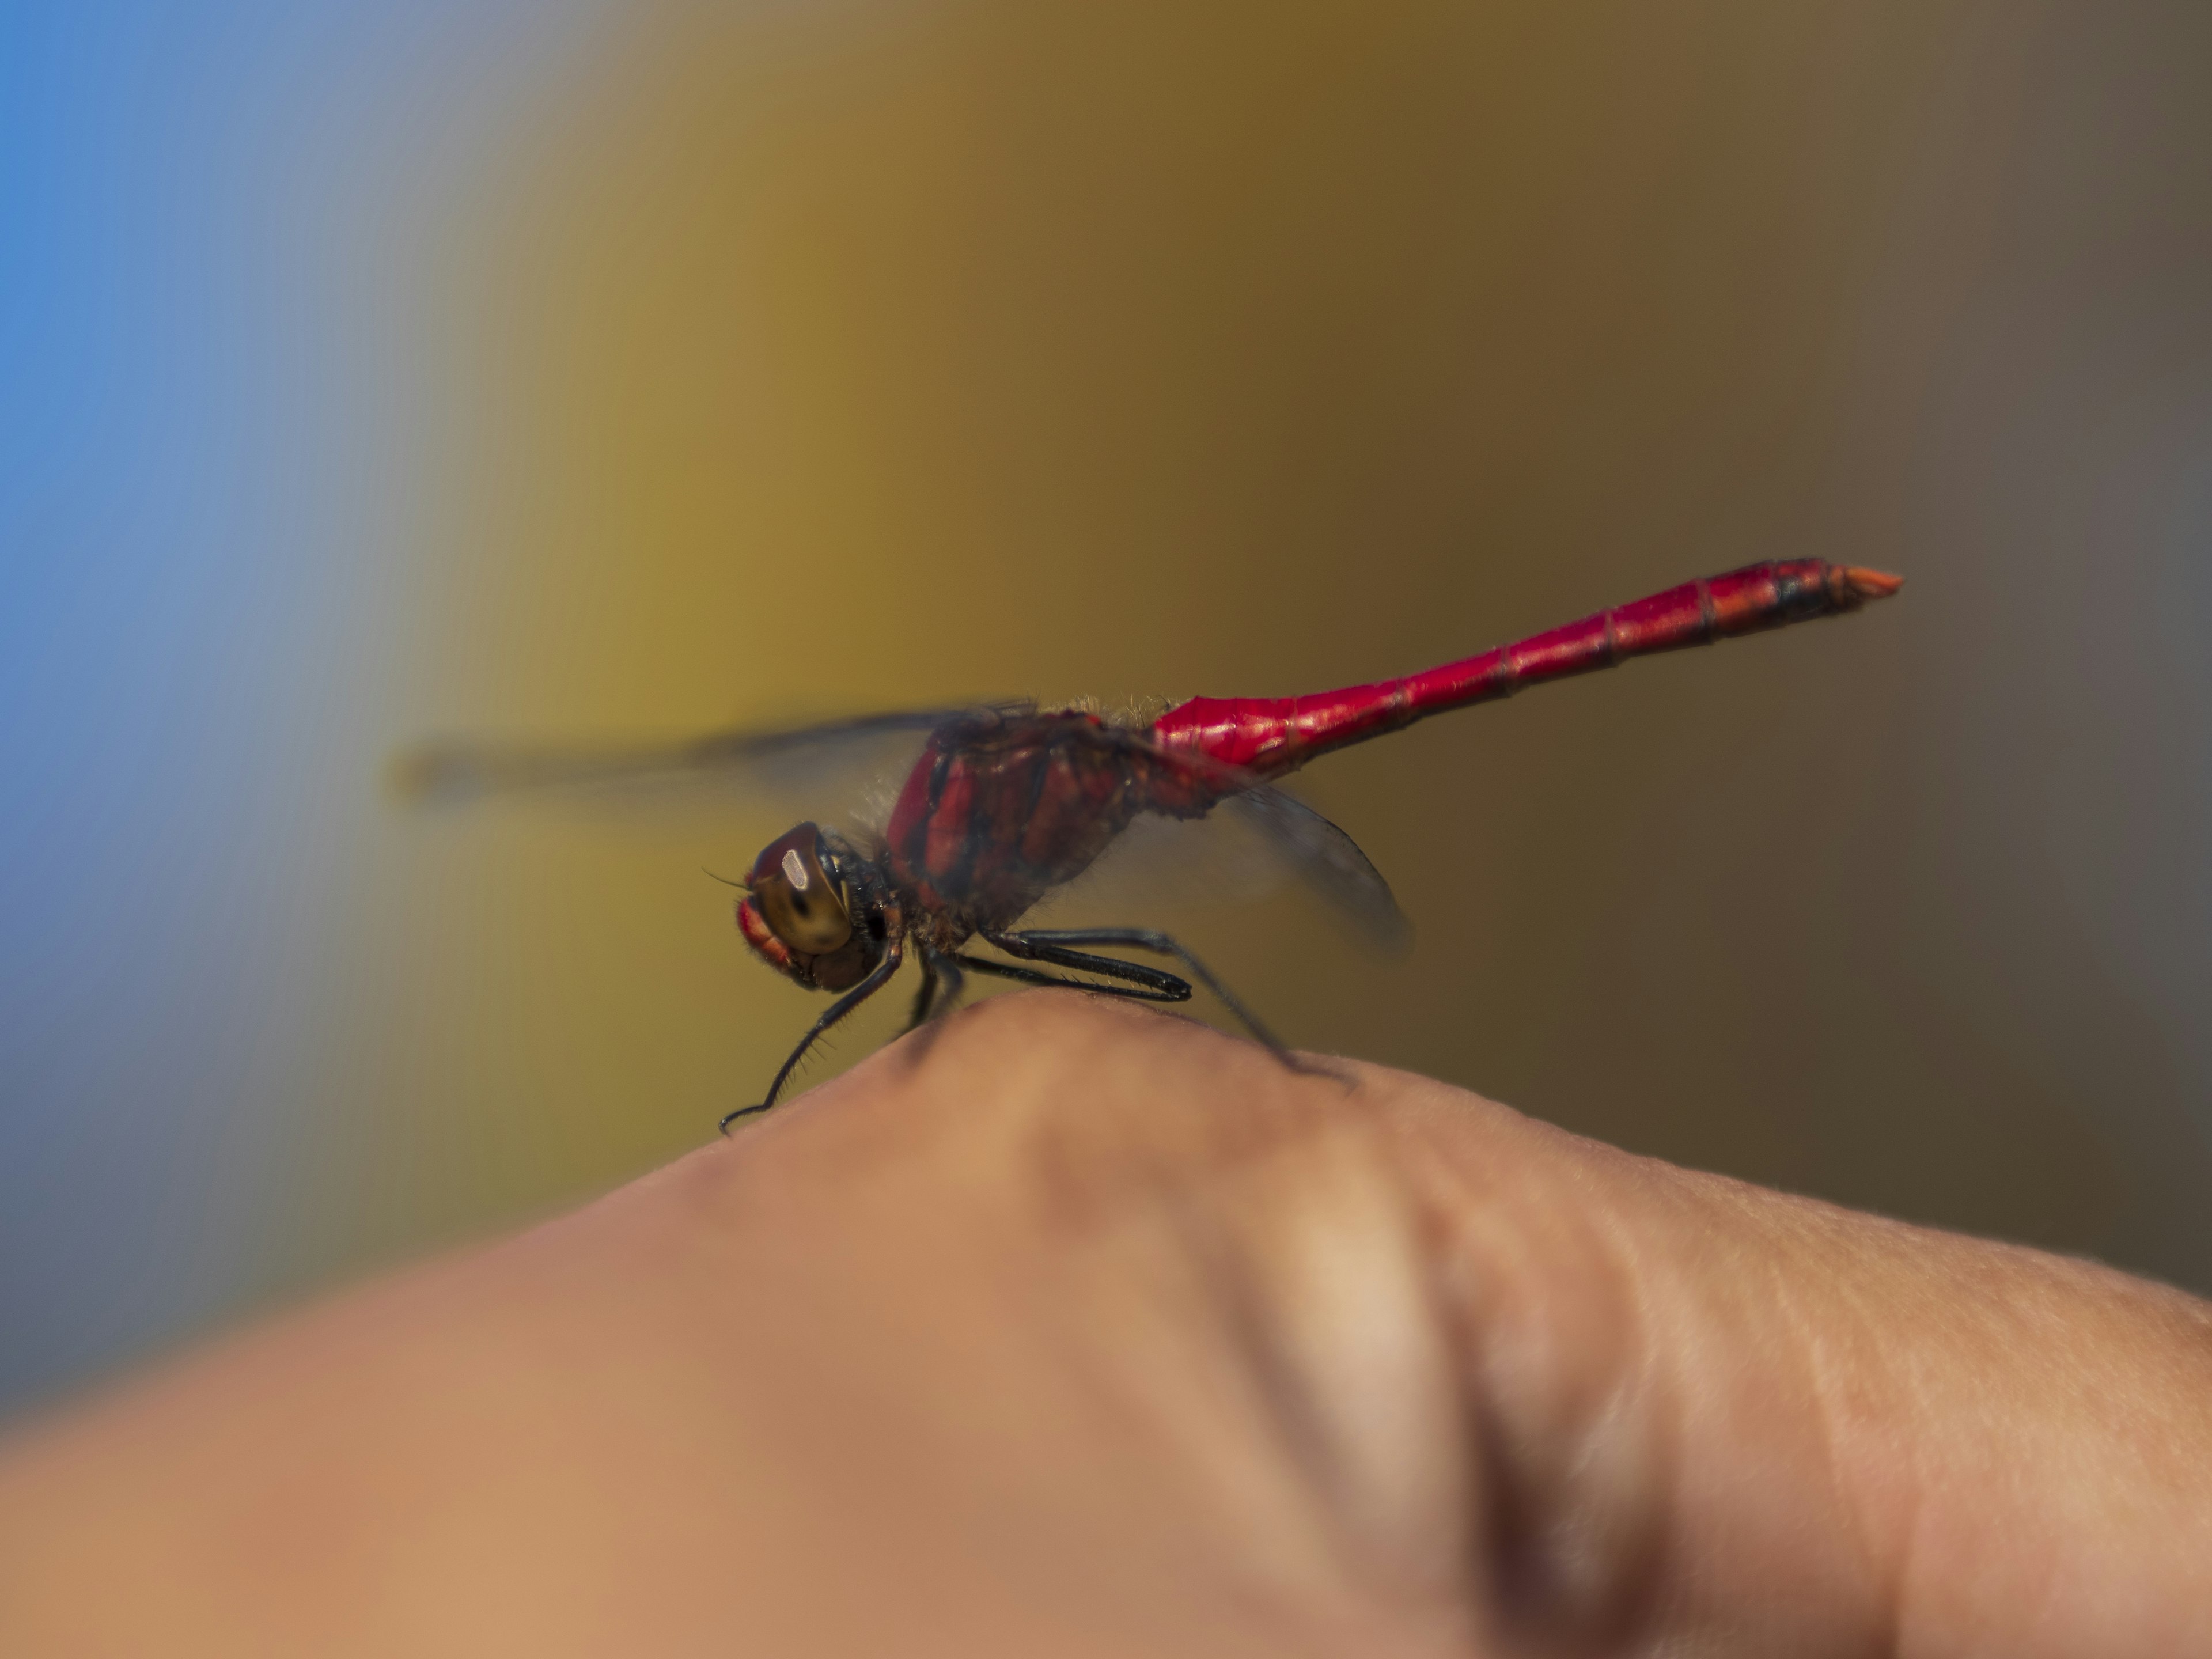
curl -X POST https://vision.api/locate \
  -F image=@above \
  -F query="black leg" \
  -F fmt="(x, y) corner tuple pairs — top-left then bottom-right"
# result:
(904, 955), (940, 1032)
(928, 948), (967, 1018)
(984, 927), (1294, 1063)
(954, 952), (1190, 1002)
(721, 942), (905, 1133)
(896, 948), (970, 1066)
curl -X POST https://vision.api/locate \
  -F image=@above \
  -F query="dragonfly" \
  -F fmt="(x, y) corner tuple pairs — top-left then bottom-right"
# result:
(402, 559), (1900, 1129)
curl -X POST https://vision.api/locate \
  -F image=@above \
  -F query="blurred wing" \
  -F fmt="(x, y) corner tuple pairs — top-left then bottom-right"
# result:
(1218, 787), (1412, 954)
(1043, 782), (1411, 956)
(391, 708), (988, 825)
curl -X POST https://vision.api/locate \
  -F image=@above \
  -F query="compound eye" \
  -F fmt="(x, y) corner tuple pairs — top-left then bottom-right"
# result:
(751, 824), (852, 953)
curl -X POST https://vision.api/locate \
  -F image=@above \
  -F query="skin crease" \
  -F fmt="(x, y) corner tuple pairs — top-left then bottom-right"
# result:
(0, 994), (2207, 1656)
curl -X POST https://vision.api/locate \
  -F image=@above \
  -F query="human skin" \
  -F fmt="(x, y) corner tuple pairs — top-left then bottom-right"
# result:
(1, 994), (2207, 1656)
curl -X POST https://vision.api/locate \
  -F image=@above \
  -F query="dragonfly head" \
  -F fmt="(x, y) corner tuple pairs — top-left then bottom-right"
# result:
(734, 823), (895, 993)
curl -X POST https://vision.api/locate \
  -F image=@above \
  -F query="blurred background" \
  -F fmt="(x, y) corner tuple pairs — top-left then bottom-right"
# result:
(5, 0), (2210, 1420)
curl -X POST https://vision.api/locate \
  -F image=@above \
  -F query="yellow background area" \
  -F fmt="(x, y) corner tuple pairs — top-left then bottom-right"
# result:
(298, 2), (2212, 1306)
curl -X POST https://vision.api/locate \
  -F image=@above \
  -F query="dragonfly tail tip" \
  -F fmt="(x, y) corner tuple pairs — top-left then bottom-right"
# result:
(1840, 566), (1904, 601)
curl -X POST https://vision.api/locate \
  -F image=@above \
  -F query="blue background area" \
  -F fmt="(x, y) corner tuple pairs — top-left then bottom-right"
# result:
(0, 0), (600, 1409)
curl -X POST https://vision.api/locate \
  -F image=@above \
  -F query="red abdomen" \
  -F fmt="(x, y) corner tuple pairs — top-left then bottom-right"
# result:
(1149, 559), (1899, 777)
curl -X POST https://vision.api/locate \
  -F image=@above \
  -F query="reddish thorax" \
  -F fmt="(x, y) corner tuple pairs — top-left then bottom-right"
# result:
(882, 711), (1147, 934)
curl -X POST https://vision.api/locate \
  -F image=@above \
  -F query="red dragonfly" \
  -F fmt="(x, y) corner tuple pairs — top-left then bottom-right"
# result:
(404, 560), (1900, 1128)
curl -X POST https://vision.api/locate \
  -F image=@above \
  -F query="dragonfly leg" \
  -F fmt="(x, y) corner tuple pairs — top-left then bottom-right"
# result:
(720, 941), (905, 1134)
(983, 927), (1297, 1067)
(929, 948), (967, 1018)
(953, 951), (1190, 1003)
(904, 955), (940, 1032)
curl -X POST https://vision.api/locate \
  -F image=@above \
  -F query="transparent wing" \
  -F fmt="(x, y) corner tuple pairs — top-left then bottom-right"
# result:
(1040, 782), (1411, 956)
(390, 707), (993, 827)
(1218, 787), (1412, 954)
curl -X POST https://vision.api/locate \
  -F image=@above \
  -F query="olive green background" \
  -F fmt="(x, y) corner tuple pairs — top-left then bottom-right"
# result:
(10, 0), (2211, 1415)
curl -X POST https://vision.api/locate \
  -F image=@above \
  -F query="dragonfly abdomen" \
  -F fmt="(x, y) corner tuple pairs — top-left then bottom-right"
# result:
(1149, 559), (1900, 777)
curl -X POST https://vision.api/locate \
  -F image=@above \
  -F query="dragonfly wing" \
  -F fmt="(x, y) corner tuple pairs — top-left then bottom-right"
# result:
(1214, 786), (1412, 955)
(392, 708), (990, 827)
(1037, 779), (1411, 956)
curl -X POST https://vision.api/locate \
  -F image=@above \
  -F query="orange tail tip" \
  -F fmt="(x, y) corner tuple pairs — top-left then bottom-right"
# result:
(1840, 566), (1904, 600)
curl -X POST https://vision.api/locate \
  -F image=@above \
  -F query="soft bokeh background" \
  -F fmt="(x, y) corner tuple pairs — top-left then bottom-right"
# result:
(5, 0), (2210, 1419)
